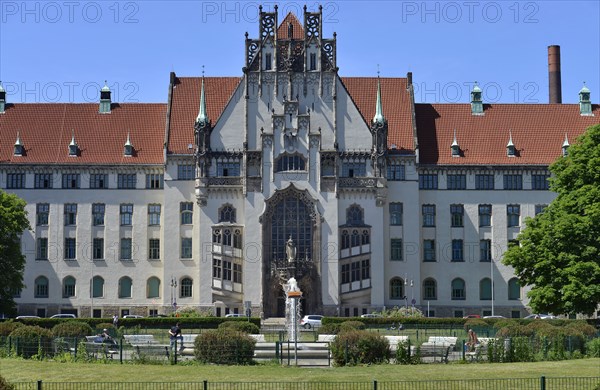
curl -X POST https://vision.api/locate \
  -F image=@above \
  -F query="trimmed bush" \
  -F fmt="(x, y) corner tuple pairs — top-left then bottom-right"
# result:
(585, 337), (600, 358)
(194, 328), (256, 364)
(0, 321), (23, 337)
(9, 325), (53, 358)
(51, 321), (93, 338)
(330, 330), (390, 366)
(339, 321), (366, 332)
(317, 323), (341, 335)
(463, 319), (488, 332)
(218, 321), (260, 334)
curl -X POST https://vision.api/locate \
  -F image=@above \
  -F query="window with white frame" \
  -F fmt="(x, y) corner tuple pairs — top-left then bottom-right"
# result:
(389, 202), (403, 225)
(92, 203), (105, 226)
(390, 239), (403, 261)
(180, 278), (193, 297)
(450, 204), (464, 227)
(423, 278), (437, 300)
(423, 240), (436, 262)
(93, 238), (104, 260)
(181, 238), (192, 259)
(390, 278), (404, 299)
(422, 204), (436, 227)
(148, 204), (161, 225)
(146, 174), (164, 189)
(120, 204), (133, 225)
(149, 239), (160, 260)
(36, 238), (48, 260)
(121, 238), (132, 260)
(507, 204), (520, 227)
(64, 204), (77, 225)
(451, 239), (464, 262)
(451, 278), (466, 300)
(387, 163), (405, 181)
(480, 239), (492, 262)
(180, 202), (193, 224)
(479, 204), (492, 227)
(36, 203), (49, 226)
(177, 164), (195, 180)
(64, 238), (76, 260)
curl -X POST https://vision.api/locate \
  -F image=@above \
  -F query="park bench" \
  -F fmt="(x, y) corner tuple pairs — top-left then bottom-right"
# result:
(317, 334), (336, 342)
(82, 336), (119, 359)
(412, 336), (457, 363)
(465, 337), (495, 361)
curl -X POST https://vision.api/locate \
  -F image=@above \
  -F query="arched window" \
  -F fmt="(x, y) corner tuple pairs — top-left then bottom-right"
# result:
(423, 278), (437, 300)
(35, 276), (49, 298)
(219, 204), (236, 223)
(147, 277), (160, 298)
(390, 278), (404, 299)
(346, 205), (364, 225)
(180, 278), (193, 298)
(275, 153), (306, 172)
(451, 278), (466, 300)
(119, 276), (132, 298)
(479, 278), (492, 300)
(92, 276), (104, 298)
(508, 278), (521, 300)
(63, 276), (76, 298)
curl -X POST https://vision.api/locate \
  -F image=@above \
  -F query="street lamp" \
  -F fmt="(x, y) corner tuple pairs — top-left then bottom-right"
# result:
(491, 258), (495, 316)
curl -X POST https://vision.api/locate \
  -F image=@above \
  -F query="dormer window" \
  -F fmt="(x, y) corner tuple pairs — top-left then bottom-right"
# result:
(506, 131), (516, 157)
(562, 133), (570, 157)
(124, 132), (133, 157)
(99, 81), (111, 114)
(14, 132), (23, 156)
(451, 129), (460, 157)
(68, 132), (79, 157)
(471, 82), (483, 115)
(579, 83), (593, 116)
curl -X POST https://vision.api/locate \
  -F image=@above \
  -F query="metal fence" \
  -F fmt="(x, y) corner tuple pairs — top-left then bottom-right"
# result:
(11, 377), (600, 390)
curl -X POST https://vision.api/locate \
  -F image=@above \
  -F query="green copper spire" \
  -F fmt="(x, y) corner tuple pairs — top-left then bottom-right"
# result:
(196, 69), (209, 125)
(373, 75), (385, 124)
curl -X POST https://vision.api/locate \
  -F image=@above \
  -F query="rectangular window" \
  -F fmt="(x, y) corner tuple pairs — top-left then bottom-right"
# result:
(36, 238), (48, 260)
(181, 238), (192, 259)
(422, 204), (436, 227)
(389, 202), (403, 226)
(451, 239), (464, 262)
(450, 204), (464, 227)
(64, 204), (77, 226)
(351, 262), (360, 282)
(475, 174), (494, 190)
(117, 174), (137, 189)
(233, 263), (242, 283)
(532, 174), (550, 190)
(93, 238), (104, 260)
(62, 173), (80, 189)
(447, 174), (466, 190)
(507, 204), (520, 227)
(92, 203), (105, 226)
(386, 164), (405, 181)
(419, 173), (438, 189)
(177, 164), (195, 180)
(145, 174), (164, 189)
(6, 173), (25, 189)
(390, 239), (403, 261)
(535, 204), (548, 215)
(34, 173), (53, 189)
(480, 239), (492, 262)
(121, 238), (132, 260)
(149, 239), (160, 260)
(223, 261), (233, 281)
(423, 240), (436, 262)
(216, 162), (240, 177)
(36, 203), (49, 226)
(341, 162), (366, 178)
(265, 53), (272, 70)
(90, 174), (108, 189)
(180, 202), (193, 224)
(341, 264), (350, 284)
(309, 53), (316, 70)
(213, 258), (222, 278)
(503, 174), (523, 190)
(64, 238), (76, 260)
(479, 204), (492, 227)
(361, 259), (370, 280)
(120, 204), (133, 226)
(148, 204), (161, 225)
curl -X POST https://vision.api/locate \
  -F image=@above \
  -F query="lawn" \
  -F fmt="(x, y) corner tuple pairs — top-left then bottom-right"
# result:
(1, 358), (599, 383)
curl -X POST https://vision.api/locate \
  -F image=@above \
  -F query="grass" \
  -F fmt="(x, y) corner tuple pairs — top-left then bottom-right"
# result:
(1, 358), (599, 383)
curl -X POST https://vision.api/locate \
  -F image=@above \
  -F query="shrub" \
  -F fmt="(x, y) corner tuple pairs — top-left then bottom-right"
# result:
(339, 321), (366, 332)
(463, 319), (488, 332)
(9, 325), (53, 358)
(563, 322), (597, 337)
(0, 321), (23, 337)
(218, 321), (260, 334)
(194, 328), (255, 364)
(52, 321), (93, 338)
(330, 330), (390, 366)
(318, 323), (340, 335)
(395, 340), (419, 365)
(586, 338), (600, 358)
(0, 374), (16, 390)
(378, 306), (424, 318)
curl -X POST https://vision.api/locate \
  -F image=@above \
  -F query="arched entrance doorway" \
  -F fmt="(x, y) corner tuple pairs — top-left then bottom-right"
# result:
(260, 185), (322, 317)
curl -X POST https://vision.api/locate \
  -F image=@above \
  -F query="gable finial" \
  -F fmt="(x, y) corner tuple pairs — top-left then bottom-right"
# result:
(373, 69), (385, 124)
(196, 67), (209, 125)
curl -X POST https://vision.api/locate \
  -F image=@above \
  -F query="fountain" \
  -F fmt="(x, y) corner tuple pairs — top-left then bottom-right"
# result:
(283, 276), (302, 365)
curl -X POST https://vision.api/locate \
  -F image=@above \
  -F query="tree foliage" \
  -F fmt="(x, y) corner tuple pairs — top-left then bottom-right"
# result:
(503, 124), (600, 315)
(0, 190), (30, 316)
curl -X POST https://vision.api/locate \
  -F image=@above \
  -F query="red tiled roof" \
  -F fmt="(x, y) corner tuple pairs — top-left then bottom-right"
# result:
(167, 77), (241, 154)
(277, 12), (304, 40)
(0, 103), (166, 165)
(341, 77), (415, 153)
(416, 104), (600, 165)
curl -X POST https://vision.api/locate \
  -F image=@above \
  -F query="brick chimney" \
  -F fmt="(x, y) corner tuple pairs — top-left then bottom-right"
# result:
(548, 45), (562, 104)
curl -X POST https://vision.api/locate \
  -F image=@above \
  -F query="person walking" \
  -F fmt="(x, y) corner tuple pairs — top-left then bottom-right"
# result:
(169, 322), (184, 352)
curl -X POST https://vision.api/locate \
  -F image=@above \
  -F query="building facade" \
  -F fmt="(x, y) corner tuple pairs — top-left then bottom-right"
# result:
(1, 8), (598, 318)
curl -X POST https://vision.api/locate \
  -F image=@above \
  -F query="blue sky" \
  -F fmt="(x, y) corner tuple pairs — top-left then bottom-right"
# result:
(1, 1), (598, 104)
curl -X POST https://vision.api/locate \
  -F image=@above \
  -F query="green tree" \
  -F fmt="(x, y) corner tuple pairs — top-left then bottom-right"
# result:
(0, 190), (30, 316)
(503, 124), (600, 315)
